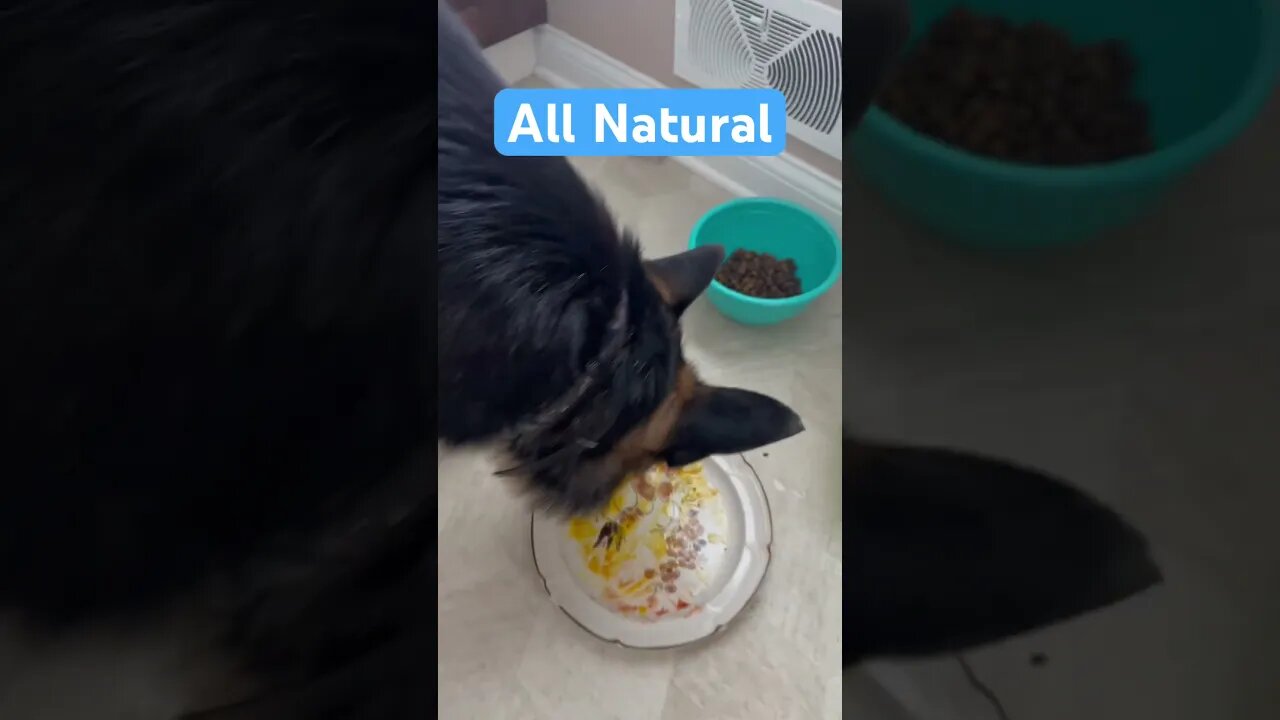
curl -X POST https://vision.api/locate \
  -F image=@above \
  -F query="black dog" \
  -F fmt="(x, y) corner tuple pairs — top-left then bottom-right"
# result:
(438, 4), (802, 511)
(0, 2), (802, 717)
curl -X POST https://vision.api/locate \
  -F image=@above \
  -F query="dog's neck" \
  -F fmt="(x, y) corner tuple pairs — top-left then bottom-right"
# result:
(502, 289), (632, 475)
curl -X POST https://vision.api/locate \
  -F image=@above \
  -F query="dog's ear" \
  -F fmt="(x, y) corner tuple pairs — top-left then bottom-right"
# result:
(644, 245), (725, 316)
(844, 438), (1162, 665)
(661, 386), (803, 467)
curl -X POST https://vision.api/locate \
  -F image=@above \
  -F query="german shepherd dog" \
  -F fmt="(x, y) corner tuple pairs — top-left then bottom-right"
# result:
(0, 1), (1158, 718)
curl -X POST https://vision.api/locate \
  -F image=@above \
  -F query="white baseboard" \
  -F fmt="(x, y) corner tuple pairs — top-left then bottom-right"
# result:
(530, 25), (842, 230)
(481, 31), (537, 86)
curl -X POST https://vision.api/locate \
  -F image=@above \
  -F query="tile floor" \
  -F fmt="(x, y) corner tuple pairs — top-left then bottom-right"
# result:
(436, 76), (845, 719)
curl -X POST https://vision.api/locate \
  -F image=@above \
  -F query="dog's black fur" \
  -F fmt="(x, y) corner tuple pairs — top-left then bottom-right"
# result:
(438, 4), (802, 512)
(1, 2), (802, 717)
(842, 436), (1162, 665)
(1, 0), (439, 622)
(3, 1), (443, 715)
(1, 0), (1159, 716)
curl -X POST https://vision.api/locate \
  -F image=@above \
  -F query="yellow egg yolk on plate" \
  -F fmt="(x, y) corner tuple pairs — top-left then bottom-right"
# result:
(565, 462), (727, 621)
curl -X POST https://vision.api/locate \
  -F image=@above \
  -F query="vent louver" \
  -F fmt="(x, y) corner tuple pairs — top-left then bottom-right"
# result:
(676, 0), (843, 158)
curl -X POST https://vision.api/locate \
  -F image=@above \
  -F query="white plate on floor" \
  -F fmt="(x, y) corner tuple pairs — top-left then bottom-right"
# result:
(530, 455), (772, 648)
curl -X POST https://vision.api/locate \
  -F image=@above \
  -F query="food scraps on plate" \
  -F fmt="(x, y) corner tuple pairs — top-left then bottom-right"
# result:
(566, 462), (728, 621)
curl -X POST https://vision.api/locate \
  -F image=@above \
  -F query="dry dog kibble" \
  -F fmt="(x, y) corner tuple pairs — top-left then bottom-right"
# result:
(877, 7), (1153, 166)
(715, 249), (803, 299)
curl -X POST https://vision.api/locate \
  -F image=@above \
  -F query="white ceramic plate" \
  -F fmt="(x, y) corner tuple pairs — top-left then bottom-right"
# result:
(530, 455), (772, 648)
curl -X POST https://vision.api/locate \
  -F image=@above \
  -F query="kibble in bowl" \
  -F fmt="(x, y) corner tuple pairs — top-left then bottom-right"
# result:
(878, 7), (1153, 166)
(715, 249), (804, 300)
(850, 0), (1279, 248)
(689, 197), (841, 326)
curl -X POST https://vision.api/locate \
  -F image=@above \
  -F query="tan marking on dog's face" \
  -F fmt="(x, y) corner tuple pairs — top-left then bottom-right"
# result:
(576, 362), (701, 495)
(514, 269), (709, 513)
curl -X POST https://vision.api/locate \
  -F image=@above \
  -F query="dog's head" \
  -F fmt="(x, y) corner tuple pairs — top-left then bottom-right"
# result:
(505, 244), (803, 513)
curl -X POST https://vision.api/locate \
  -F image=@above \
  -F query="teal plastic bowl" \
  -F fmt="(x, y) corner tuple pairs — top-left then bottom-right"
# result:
(850, 0), (1280, 249)
(690, 198), (841, 326)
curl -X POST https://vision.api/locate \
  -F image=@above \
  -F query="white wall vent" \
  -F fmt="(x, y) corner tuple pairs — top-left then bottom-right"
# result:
(675, 0), (843, 159)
